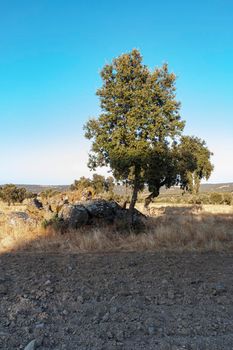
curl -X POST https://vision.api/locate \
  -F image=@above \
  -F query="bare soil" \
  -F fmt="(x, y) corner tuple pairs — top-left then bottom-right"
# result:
(1, 252), (233, 349)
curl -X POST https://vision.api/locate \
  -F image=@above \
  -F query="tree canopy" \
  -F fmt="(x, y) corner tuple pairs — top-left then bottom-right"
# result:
(84, 49), (213, 215)
(70, 174), (115, 194)
(176, 136), (214, 195)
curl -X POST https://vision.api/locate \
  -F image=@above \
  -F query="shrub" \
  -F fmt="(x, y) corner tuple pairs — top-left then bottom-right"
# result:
(40, 189), (61, 200)
(209, 192), (223, 205)
(42, 214), (66, 232)
(222, 193), (232, 205)
(0, 184), (28, 205)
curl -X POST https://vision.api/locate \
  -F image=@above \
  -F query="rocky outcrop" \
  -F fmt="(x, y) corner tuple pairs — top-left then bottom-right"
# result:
(12, 197), (145, 231)
(57, 199), (145, 231)
(58, 204), (90, 229)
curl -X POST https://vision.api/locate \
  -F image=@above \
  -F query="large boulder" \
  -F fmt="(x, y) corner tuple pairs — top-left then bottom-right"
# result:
(82, 199), (122, 223)
(58, 204), (89, 229)
(56, 200), (145, 231)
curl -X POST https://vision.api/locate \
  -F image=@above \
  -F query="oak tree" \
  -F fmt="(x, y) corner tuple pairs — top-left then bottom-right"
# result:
(84, 50), (213, 217)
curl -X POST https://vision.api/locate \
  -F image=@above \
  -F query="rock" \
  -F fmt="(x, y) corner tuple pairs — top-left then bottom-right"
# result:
(58, 204), (89, 229)
(55, 199), (145, 230)
(7, 212), (36, 227)
(27, 198), (43, 210)
(9, 211), (29, 221)
(33, 323), (44, 347)
(212, 283), (226, 296)
(26, 198), (45, 222)
(82, 199), (120, 223)
(77, 295), (84, 304)
(24, 339), (36, 350)
(35, 323), (44, 329)
(110, 306), (118, 314)
(148, 325), (156, 335)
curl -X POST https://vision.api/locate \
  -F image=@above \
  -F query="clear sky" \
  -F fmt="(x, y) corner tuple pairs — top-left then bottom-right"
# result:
(0, 0), (232, 184)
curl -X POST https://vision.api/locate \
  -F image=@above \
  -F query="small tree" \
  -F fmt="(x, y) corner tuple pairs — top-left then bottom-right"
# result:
(177, 136), (214, 194)
(71, 174), (115, 195)
(70, 177), (92, 191)
(92, 174), (106, 194)
(144, 136), (213, 206)
(0, 184), (27, 206)
(144, 144), (179, 207)
(84, 49), (184, 220)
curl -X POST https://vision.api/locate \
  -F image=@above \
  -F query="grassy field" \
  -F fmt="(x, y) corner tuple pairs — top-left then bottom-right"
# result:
(1, 202), (233, 254)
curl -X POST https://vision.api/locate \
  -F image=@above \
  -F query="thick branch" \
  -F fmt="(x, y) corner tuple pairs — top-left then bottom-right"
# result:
(144, 179), (167, 208)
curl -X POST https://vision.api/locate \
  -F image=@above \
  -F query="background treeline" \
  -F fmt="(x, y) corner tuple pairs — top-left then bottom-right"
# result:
(0, 180), (232, 207)
(147, 192), (233, 205)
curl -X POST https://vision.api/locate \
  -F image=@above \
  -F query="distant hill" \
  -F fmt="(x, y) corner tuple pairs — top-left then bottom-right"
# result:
(160, 183), (233, 195)
(115, 182), (233, 196)
(16, 184), (69, 194)
(8, 182), (233, 195)
(199, 183), (233, 193)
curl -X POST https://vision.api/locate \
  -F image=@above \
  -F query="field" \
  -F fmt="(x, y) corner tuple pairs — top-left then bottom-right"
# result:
(1, 202), (233, 254)
(1, 251), (233, 349)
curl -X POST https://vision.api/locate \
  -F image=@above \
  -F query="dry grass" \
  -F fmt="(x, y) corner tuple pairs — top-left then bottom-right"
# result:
(1, 204), (233, 254)
(0, 202), (27, 213)
(136, 203), (233, 215)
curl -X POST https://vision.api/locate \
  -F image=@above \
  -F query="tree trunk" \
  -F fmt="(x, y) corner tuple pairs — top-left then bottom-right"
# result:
(128, 183), (139, 225)
(144, 192), (155, 209)
(128, 167), (140, 225)
(144, 185), (161, 209)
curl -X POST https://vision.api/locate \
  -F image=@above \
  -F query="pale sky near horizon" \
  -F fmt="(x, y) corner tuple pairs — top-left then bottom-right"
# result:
(0, 0), (232, 185)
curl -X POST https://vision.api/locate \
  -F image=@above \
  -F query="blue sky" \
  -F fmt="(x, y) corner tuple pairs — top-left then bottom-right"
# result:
(0, 0), (232, 184)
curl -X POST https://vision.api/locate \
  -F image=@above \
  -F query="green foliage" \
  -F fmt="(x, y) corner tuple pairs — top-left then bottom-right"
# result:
(84, 49), (185, 210)
(0, 184), (28, 205)
(25, 191), (37, 199)
(70, 176), (92, 191)
(154, 192), (233, 205)
(92, 174), (106, 193)
(209, 192), (223, 205)
(177, 136), (214, 194)
(84, 49), (213, 211)
(70, 174), (115, 195)
(42, 214), (65, 231)
(40, 189), (61, 200)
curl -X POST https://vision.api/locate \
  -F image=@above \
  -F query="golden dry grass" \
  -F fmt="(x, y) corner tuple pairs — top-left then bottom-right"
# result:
(1, 203), (233, 254)
(0, 201), (27, 213)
